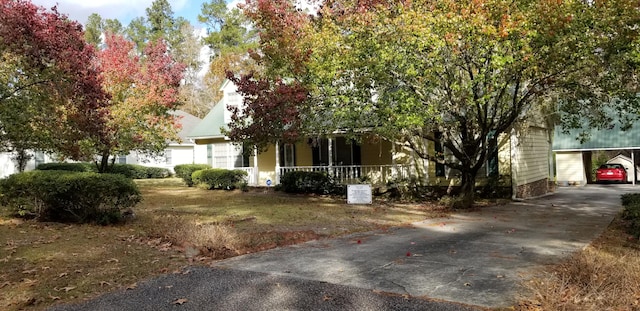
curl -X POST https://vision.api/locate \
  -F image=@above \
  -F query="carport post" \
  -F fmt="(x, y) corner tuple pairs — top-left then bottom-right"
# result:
(633, 152), (636, 186)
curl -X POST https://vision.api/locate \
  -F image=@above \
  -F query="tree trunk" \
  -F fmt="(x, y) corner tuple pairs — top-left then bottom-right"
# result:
(14, 149), (31, 172)
(98, 150), (110, 173)
(457, 169), (477, 209)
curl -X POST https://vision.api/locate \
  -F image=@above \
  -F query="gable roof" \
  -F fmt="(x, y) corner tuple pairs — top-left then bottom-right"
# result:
(552, 125), (640, 151)
(164, 110), (202, 145)
(187, 101), (228, 139)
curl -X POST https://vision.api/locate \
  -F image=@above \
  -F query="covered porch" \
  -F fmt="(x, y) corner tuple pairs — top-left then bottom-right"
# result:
(250, 136), (426, 187)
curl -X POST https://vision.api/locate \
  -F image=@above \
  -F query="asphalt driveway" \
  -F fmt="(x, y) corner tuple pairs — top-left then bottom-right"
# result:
(49, 185), (632, 310)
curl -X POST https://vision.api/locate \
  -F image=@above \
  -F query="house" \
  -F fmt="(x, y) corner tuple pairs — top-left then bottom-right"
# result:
(121, 110), (208, 172)
(0, 151), (56, 178)
(188, 80), (553, 199)
(553, 124), (640, 185)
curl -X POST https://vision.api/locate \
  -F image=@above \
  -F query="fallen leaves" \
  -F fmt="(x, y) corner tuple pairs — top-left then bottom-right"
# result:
(172, 298), (188, 305)
(55, 286), (76, 292)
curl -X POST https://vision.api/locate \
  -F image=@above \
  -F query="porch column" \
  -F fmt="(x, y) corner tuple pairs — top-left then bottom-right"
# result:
(328, 137), (333, 167)
(327, 137), (333, 178)
(253, 145), (259, 186)
(391, 142), (397, 179)
(275, 140), (280, 184)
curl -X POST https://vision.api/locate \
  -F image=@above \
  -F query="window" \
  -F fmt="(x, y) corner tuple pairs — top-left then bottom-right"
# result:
(34, 151), (45, 168)
(310, 138), (361, 166)
(117, 155), (127, 164)
(207, 144), (212, 166)
(164, 149), (172, 165)
(280, 143), (296, 167)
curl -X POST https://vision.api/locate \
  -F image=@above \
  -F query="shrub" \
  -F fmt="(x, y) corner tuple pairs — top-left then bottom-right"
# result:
(192, 169), (247, 190)
(37, 162), (93, 172)
(174, 164), (210, 186)
(280, 171), (336, 195)
(143, 166), (172, 178)
(621, 193), (640, 237)
(106, 164), (171, 179)
(0, 171), (141, 224)
(37, 162), (171, 179)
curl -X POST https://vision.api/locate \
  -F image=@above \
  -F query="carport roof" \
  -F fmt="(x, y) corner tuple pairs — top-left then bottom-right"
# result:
(552, 125), (640, 151)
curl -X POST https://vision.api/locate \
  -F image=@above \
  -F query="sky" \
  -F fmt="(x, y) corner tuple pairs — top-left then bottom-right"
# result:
(28, 0), (244, 27)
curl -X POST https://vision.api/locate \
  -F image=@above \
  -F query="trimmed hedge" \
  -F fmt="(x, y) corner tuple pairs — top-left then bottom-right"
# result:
(0, 171), (141, 224)
(279, 171), (336, 195)
(105, 164), (171, 179)
(36, 162), (93, 172)
(192, 169), (247, 190)
(37, 162), (171, 179)
(174, 164), (210, 186)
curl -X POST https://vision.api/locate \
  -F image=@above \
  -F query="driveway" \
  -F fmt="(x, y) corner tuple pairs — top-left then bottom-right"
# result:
(49, 185), (632, 310)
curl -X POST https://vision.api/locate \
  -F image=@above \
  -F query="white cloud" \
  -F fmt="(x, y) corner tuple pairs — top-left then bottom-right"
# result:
(29, 0), (192, 25)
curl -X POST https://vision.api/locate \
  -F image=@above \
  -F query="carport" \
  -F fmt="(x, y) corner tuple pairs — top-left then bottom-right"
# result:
(552, 125), (640, 186)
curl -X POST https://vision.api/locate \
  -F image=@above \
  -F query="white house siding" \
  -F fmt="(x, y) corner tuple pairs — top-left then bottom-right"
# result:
(0, 151), (56, 178)
(555, 152), (586, 186)
(127, 144), (208, 173)
(511, 127), (551, 198)
(193, 144), (208, 165)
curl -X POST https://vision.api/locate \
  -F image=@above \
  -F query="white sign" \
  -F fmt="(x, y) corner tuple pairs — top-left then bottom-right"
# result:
(347, 184), (372, 204)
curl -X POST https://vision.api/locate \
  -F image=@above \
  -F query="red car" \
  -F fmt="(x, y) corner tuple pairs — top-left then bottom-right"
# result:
(596, 163), (628, 183)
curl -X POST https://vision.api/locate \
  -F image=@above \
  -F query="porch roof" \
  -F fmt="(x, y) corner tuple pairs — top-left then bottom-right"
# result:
(187, 101), (227, 139)
(552, 124), (640, 151)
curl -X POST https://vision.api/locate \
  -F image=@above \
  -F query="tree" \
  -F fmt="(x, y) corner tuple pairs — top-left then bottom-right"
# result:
(226, 71), (308, 152)
(125, 0), (187, 53)
(174, 22), (215, 118)
(103, 18), (124, 35)
(85, 13), (103, 47)
(0, 0), (108, 168)
(200, 0), (259, 103)
(238, 0), (640, 208)
(85, 13), (125, 47)
(94, 34), (185, 172)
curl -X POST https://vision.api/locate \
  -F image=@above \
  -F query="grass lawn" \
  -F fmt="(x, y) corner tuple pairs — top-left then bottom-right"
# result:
(514, 216), (640, 311)
(0, 178), (447, 310)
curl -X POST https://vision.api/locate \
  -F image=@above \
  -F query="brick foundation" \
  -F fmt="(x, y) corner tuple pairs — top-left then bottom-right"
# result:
(516, 178), (549, 199)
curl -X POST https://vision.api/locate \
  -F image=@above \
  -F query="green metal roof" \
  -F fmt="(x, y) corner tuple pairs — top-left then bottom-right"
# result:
(187, 101), (228, 139)
(552, 124), (640, 151)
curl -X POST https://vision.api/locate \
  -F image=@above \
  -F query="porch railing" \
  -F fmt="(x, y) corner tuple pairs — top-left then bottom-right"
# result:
(235, 167), (256, 185)
(280, 165), (413, 185)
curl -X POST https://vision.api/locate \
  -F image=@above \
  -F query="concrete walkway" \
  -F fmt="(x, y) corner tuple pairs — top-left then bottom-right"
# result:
(49, 185), (632, 310)
(213, 185), (630, 308)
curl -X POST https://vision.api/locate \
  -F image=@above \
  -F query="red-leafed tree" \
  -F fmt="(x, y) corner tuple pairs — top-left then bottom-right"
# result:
(226, 71), (307, 152)
(94, 34), (185, 172)
(0, 0), (108, 169)
(223, 0), (312, 153)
